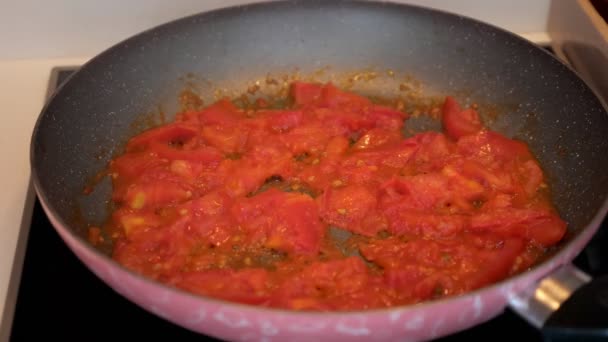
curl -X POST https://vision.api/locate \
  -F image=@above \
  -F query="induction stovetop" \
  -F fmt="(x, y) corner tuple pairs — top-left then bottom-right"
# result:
(8, 61), (608, 341)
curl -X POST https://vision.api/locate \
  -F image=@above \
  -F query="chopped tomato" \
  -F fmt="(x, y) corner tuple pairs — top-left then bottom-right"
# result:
(123, 180), (192, 209)
(168, 159), (204, 180)
(384, 209), (469, 238)
(411, 132), (455, 171)
(464, 238), (526, 289)
(526, 215), (567, 247)
(519, 159), (544, 196)
(318, 185), (385, 236)
(150, 143), (223, 164)
(233, 189), (323, 254)
(265, 109), (304, 132)
(87, 226), (103, 246)
(187, 190), (232, 217)
(109, 152), (166, 199)
(125, 123), (198, 152)
(365, 105), (407, 131)
(291, 81), (323, 106)
(175, 269), (271, 305)
(442, 96), (483, 140)
(471, 208), (567, 246)
(272, 257), (373, 310)
(313, 107), (376, 135)
(324, 136), (350, 157)
(352, 128), (403, 150)
(458, 130), (533, 163)
(197, 99), (242, 125)
(279, 122), (333, 155)
(200, 125), (249, 154)
(321, 83), (370, 108)
(106, 82), (567, 311)
(378, 170), (484, 212)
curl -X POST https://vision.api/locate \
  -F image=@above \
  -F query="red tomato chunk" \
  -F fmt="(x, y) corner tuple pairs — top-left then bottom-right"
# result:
(105, 81), (567, 311)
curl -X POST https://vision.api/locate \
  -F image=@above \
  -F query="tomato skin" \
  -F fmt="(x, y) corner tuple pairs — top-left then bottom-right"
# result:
(442, 96), (483, 140)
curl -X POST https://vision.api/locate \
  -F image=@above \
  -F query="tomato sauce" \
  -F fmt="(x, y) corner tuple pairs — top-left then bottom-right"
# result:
(104, 82), (566, 310)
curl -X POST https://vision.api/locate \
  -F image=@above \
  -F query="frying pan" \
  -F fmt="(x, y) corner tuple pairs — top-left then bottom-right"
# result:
(30, 1), (608, 341)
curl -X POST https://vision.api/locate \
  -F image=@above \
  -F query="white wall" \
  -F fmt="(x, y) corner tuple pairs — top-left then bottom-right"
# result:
(0, 0), (551, 60)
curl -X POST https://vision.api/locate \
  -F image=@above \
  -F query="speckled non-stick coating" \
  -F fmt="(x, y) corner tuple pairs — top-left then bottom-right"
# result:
(30, 0), (608, 339)
(33, 0), (608, 238)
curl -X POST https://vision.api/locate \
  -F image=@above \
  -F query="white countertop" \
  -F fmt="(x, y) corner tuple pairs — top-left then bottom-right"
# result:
(0, 31), (550, 340)
(1, 0), (551, 60)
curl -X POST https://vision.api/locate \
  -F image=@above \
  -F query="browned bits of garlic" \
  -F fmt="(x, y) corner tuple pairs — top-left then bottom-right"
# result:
(331, 180), (343, 187)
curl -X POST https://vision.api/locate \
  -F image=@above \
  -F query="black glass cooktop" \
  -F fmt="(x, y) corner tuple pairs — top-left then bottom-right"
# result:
(8, 64), (608, 341)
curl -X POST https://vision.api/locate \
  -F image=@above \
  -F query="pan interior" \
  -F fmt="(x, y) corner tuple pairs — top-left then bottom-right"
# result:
(32, 0), (608, 256)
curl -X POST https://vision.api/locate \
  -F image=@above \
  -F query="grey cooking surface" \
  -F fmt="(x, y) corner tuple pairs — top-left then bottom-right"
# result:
(11, 53), (608, 340)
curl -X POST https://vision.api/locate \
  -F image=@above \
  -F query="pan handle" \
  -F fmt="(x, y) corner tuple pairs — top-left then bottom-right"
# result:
(508, 264), (608, 341)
